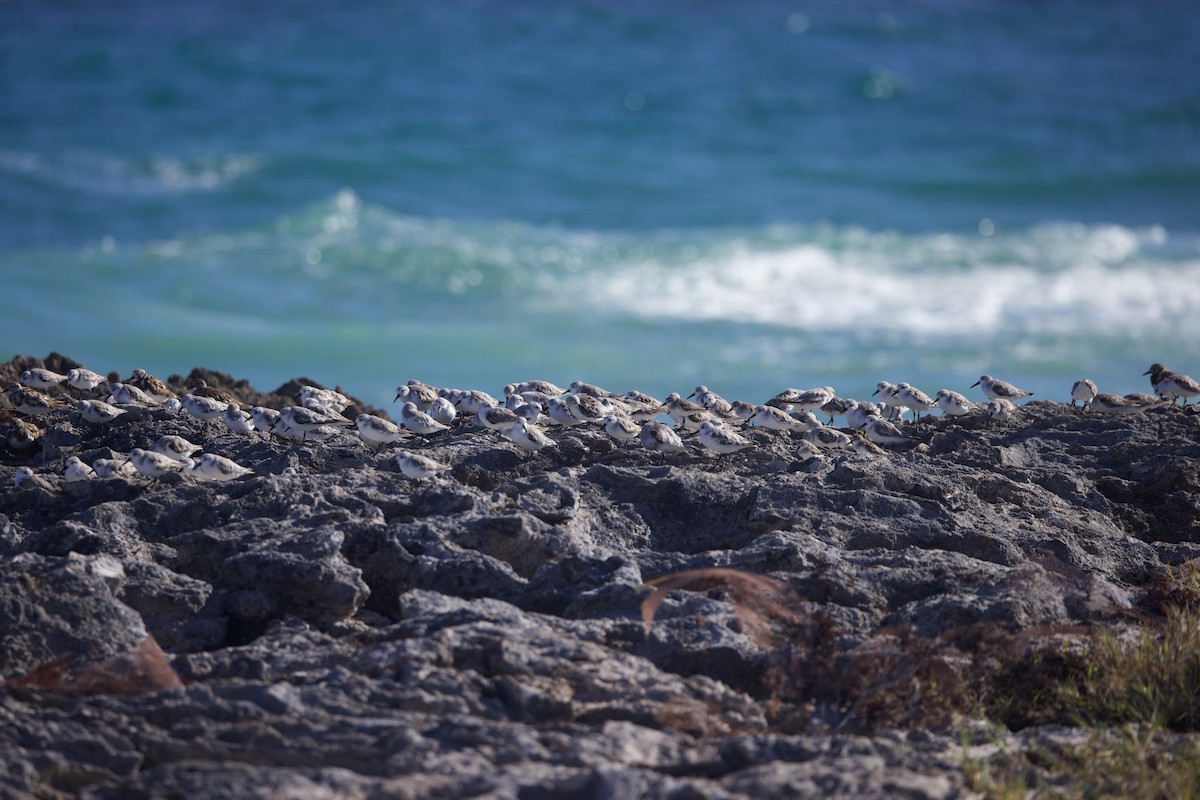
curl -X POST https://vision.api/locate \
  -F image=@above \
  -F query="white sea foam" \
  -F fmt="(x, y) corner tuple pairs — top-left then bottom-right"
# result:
(0, 148), (262, 195)
(570, 223), (1199, 342)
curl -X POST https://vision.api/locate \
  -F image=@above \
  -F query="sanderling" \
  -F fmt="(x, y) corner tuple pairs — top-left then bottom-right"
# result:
(180, 393), (228, 420)
(427, 397), (458, 425)
(223, 404), (256, 434)
(1070, 379), (1098, 408)
(750, 404), (803, 431)
(987, 398), (1016, 420)
(400, 401), (451, 435)
(395, 380), (439, 409)
(768, 386), (835, 413)
(1125, 392), (1170, 409)
(567, 380), (613, 398)
(67, 367), (107, 392)
(93, 457), (138, 479)
(803, 426), (852, 450)
(863, 415), (908, 446)
(13, 466), (56, 491)
(603, 413), (641, 445)
(895, 383), (936, 421)
(505, 380), (566, 398)
(787, 409), (822, 432)
(395, 451), (452, 481)
(545, 397), (583, 427)
(1145, 363), (1200, 405)
(972, 375), (1034, 403)
(6, 417), (42, 451)
(110, 382), (163, 406)
(510, 416), (555, 453)
(843, 399), (871, 430)
(63, 455), (97, 482)
(639, 420), (687, 453)
(512, 400), (543, 425)
(1084, 393), (1141, 414)
(450, 389), (499, 416)
(250, 406), (281, 433)
(689, 386), (734, 417)
(190, 379), (241, 407)
(20, 368), (68, 391)
(130, 447), (191, 480)
(622, 390), (661, 407)
(7, 384), (65, 416)
(819, 396), (850, 425)
(128, 368), (176, 400)
(935, 389), (974, 417)
(78, 399), (126, 425)
(303, 396), (352, 423)
(871, 381), (903, 420)
(275, 405), (343, 439)
(662, 393), (710, 428)
(729, 400), (756, 424)
(475, 404), (519, 433)
(564, 393), (610, 425)
(355, 413), (407, 449)
(299, 385), (351, 413)
(189, 452), (253, 482)
(846, 435), (889, 457)
(163, 398), (182, 415)
(698, 420), (753, 455)
(152, 435), (203, 462)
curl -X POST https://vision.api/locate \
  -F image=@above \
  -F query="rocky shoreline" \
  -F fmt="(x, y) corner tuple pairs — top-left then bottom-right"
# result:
(3, 352), (1200, 798)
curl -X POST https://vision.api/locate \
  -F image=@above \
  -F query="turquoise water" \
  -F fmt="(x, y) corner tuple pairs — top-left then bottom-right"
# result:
(3, 2), (1198, 408)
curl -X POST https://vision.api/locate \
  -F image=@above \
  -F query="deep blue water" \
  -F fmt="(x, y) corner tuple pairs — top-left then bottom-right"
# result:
(3, 1), (1198, 408)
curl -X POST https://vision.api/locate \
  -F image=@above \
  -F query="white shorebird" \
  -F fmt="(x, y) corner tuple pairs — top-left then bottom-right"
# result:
(449, 389), (498, 416)
(750, 404), (803, 431)
(223, 404), (256, 434)
(545, 397), (583, 427)
(395, 451), (452, 481)
(972, 375), (1034, 403)
(894, 383), (936, 421)
(128, 368), (176, 400)
(394, 380), (439, 410)
(987, 398), (1016, 420)
(803, 426), (852, 450)
(1145, 363), (1200, 404)
(7, 384), (65, 416)
(299, 385), (351, 413)
(130, 448), (192, 480)
(475, 404), (519, 434)
(152, 435), (203, 463)
(1070, 379), (1098, 409)
(768, 386), (835, 414)
(355, 413), (408, 449)
(603, 413), (641, 445)
(189, 453), (253, 482)
(275, 405), (342, 439)
(251, 406), (281, 433)
(110, 382), (163, 406)
(13, 466), (57, 491)
(863, 415), (908, 446)
(428, 397), (457, 425)
(662, 393), (710, 430)
(67, 367), (107, 392)
(689, 385), (734, 417)
(698, 420), (753, 454)
(93, 457), (138, 479)
(78, 399), (125, 425)
(180, 392), (227, 419)
(871, 381), (903, 421)
(63, 455), (97, 482)
(639, 420), (687, 453)
(505, 380), (566, 398)
(509, 417), (555, 454)
(20, 368), (68, 391)
(935, 389), (974, 417)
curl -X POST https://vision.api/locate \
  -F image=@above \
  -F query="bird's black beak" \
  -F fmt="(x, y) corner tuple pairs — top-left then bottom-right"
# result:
(871, 389), (879, 396)
(970, 380), (980, 388)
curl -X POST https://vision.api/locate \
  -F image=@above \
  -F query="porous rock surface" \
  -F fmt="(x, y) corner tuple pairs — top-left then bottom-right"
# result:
(2, 353), (1199, 798)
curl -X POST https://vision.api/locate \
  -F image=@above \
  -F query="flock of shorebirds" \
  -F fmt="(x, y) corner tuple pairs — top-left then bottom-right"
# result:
(4, 361), (1198, 490)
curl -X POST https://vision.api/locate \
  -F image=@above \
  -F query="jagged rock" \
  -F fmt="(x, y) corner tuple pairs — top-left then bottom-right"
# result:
(3, 354), (1200, 798)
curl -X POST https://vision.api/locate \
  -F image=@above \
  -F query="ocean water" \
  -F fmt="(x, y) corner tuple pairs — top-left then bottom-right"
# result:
(3, 1), (1198, 409)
